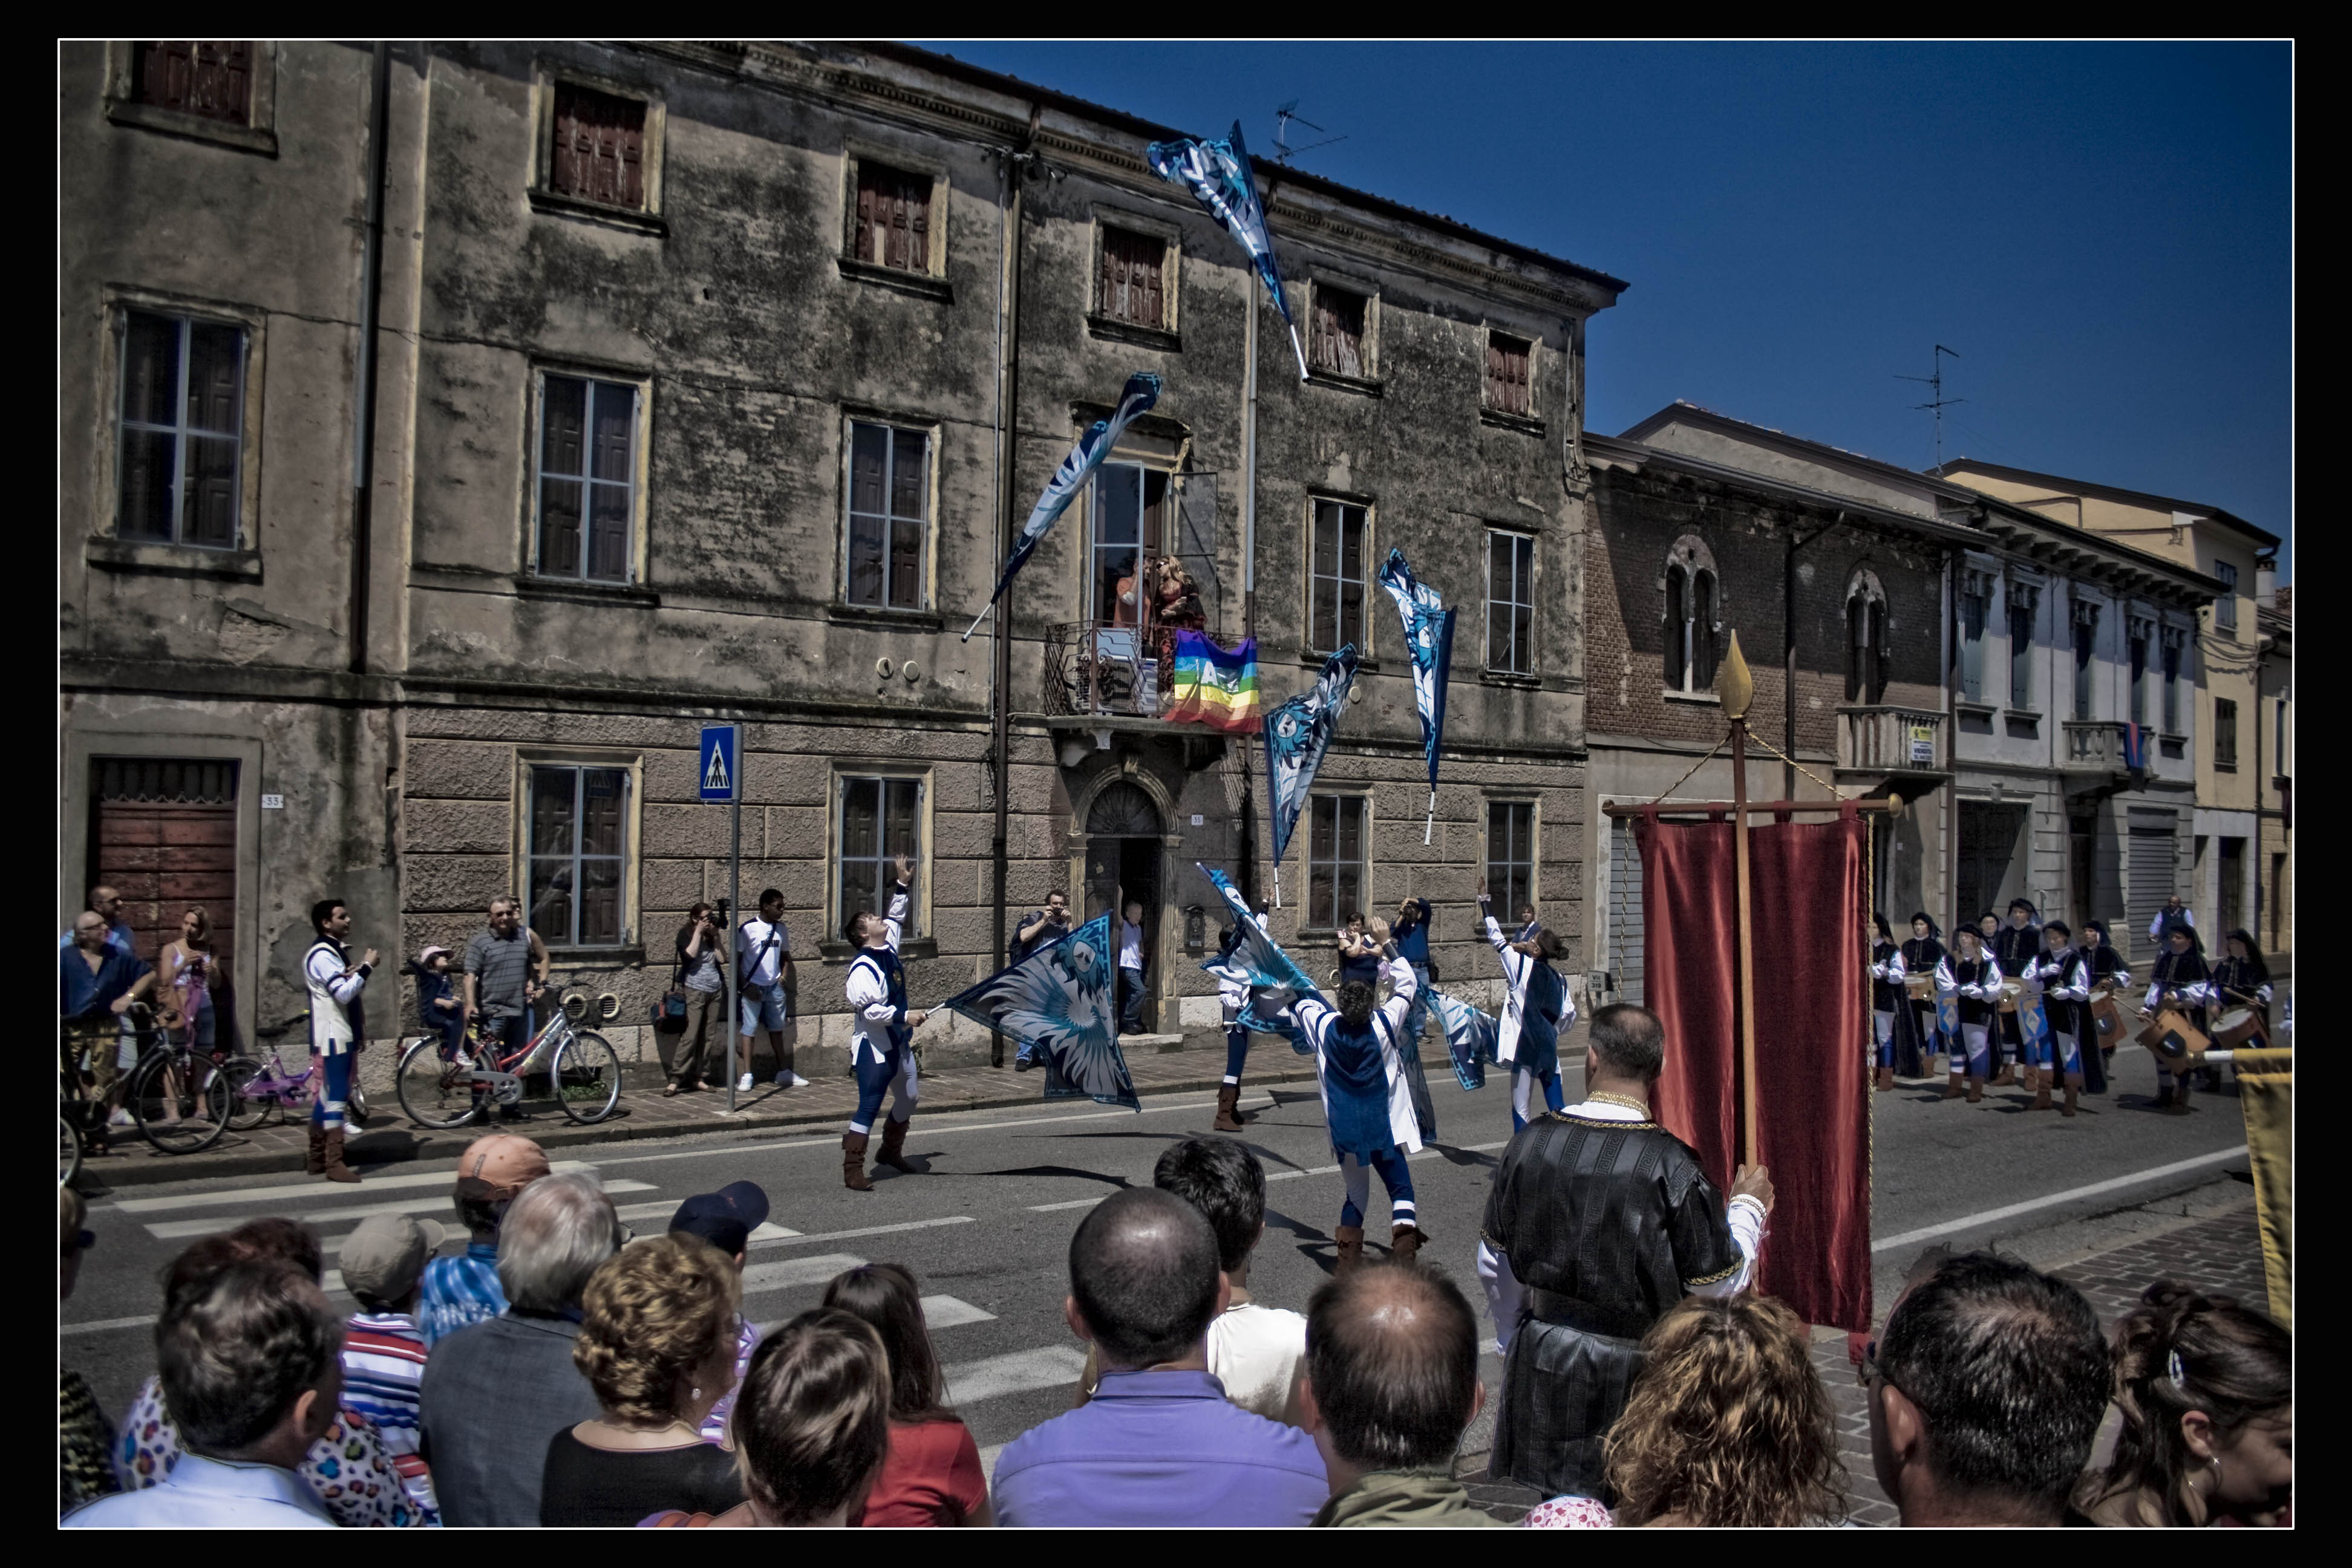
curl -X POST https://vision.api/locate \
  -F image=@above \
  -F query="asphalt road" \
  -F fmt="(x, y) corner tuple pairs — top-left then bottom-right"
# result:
(63, 1045), (2249, 1478)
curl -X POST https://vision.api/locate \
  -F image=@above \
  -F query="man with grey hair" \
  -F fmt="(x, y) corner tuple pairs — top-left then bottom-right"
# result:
(462, 896), (549, 1120)
(417, 1171), (618, 1526)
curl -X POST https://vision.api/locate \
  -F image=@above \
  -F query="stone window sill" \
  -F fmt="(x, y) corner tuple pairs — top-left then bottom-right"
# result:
(546, 945), (647, 967)
(1480, 407), (1546, 437)
(817, 937), (939, 965)
(105, 99), (277, 157)
(529, 188), (667, 237)
(87, 537), (263, 583)
(828, 603), (946, 633)
(516, 575), (660, 609)
(1085, 313), (1181, 353)
(1955, 699), (1997, 718)
(1303, 652), (1379, 673)
(1306, 367), (1382, 398)
(1485, 670), (1544, 690)
(1662, 687), (1719, 705)
(837, 256), (953, 302)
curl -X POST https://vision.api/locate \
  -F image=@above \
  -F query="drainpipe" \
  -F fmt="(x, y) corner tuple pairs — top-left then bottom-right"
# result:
(348, 42), (391, 676)
(1783, 515), (1838, 799)
(1943, 549), (1959, 933)
(987, 107), (1036, 1067)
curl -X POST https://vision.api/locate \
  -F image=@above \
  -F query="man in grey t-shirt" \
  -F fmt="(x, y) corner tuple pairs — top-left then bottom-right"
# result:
(463, 898), (548, 1119)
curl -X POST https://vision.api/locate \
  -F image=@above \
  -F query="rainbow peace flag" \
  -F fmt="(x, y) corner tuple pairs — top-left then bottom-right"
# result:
(1167, 631), (1259, 733)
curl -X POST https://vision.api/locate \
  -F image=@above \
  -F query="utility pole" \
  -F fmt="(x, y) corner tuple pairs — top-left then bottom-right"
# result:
(988, 109), (1036, 1067)
(1897, 345), (1964, 471)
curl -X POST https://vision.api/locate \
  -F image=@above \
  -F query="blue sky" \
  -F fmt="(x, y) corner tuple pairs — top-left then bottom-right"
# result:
(918, 41), (2292, 574)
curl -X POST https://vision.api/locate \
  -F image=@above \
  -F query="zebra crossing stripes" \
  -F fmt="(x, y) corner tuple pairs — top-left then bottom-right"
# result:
(140, 1180), (659, 1241)
(109, 1160), (604, 1214)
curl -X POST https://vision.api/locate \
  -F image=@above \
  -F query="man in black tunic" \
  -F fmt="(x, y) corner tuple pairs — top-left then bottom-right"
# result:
(1476, 1002), (1774, 1501)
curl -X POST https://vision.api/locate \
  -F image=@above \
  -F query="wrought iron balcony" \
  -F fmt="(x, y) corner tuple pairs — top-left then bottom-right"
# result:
(1837, 705), (1947, 776)
(1044, 621), (1175, 719)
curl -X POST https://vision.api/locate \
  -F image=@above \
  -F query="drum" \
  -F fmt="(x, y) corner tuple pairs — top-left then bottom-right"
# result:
(2212, 1007), (2265, 1050)
(2137, 1007), (2209, 1063)
(2088, 992), (2126, 1044)
(1905, 973), (1936, 1002)
(1997, 979), (2023, 1015)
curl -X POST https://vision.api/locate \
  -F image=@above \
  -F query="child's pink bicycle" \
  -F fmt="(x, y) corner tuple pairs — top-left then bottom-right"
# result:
(218, 1018), (370, 1130)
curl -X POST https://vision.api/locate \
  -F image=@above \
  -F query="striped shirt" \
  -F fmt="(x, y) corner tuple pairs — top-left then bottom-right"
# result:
(344, 1312), (440, 1522)
(464, 928), (532, 1018)
(417, 1243), (507, 1348)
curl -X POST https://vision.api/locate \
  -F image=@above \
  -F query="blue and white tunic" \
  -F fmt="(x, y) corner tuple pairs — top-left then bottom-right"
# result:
(1484, 913), (1576, 1076)
(846, 884), (913, 1069)
(1282, 957), (1422, 1159)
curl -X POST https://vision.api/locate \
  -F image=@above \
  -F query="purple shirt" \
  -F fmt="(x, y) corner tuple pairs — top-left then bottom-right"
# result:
(993, 1368), (1328, 1528)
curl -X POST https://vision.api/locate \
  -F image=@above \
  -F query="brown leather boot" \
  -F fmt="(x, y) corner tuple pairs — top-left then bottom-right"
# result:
(1333, 1225), (1365, 1280)
(321, 1128), (361, 1183)
(1214, 1083), (1246, 1132)
(1875, 1066), (1895, 1091)
(2062, 1075), (2081, 1118)
(876, 1118), (915, 1173)
(1941, 1074), (1967, 1100)
(305, 1124), (328, 1175)
(2023, 1063), (2041, 1092)
(1992, 1063), (2016, 1088)
(1388, 1224), (1425, 1267)
(2032, 1082), (2053, 1111)
(1967, 1076), (1985, 1103)
(843, 1132), (874, 1191)
(2166, 1080), (2192, 1116)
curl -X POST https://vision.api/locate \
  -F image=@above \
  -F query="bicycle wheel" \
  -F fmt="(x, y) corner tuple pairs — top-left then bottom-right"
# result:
(395, 1036), (480, 1131)
(551, 1029), (624, 1123)
(131, 1052), (232, 1155)
(218, 1057), (274, 1131)
(61, 1114), (83, 1186)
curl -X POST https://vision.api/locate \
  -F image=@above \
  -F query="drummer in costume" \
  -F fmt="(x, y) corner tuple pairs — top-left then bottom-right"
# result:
(2206, 928), (2275, 1087)
(2025, 920), (2088, 1117)
(1936, 925), (2004, 1102)
(1266, 918), (1426, 1274)
(1901, 913), (1948, 1071)
(2075, 920), (2129, 1093)
(1866, 914), (1909, 1090)
(2144, 924), (2212, 1116)
(1991, 900), (2043, 1088)
(1477, 1003), (1771, 1503)
(841, 854), (929, 1191)
(1478, 885), (1576, 1131)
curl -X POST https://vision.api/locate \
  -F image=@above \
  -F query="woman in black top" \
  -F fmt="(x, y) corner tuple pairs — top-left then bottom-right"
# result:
(665, 902), (728, 1095)
(1938, 927), (2002, 1102)
(2077, 920), (2129, 1094)
(1866, 915), (1909, 1089)
(1901, 913), (1945, 1071)
(2145, 926), (2212, 1116)
(542, 1233), (747, 1527)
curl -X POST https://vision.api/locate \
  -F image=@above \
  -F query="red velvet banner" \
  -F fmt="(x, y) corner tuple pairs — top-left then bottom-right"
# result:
(1636, 807), (1872, 1331)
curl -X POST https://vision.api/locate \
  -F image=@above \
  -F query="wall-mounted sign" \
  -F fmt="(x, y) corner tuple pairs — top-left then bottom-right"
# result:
(1907, 725), (1936, 766)
(261, 794), (285, 810)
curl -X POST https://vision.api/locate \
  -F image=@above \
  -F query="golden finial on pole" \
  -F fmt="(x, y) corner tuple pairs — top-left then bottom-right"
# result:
(1717, 630), (1754, 721)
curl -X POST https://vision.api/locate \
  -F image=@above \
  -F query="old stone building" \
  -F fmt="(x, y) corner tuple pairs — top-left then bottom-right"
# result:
(60, 41), (1621, 1075)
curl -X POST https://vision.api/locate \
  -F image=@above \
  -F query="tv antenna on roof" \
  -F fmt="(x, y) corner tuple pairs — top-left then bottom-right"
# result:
(1273, 100), (1347, 165)
(1896, 345), (1964, 469)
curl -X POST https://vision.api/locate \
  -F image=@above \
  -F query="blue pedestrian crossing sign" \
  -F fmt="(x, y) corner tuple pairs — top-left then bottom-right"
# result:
(699, 725), (741, 803)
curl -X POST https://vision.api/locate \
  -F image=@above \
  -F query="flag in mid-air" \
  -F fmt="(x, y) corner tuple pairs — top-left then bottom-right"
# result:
(964, 373), (1161, 640)
(1145, 122), (1308, 379)
(1197, 863), (1317, 1054)
(1263, 645), (1359, 878)
(938, 912), (1140, 1110)
(1166, 631), (1260, 732)
(1426, 989), (1499, 1093)
(1376, 549), (1455, 839)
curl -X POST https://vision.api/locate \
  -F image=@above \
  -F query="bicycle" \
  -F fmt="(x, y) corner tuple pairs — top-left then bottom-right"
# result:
(217, 1016), (371, 1132)
(394, 991), (622, 1131)
(122, 1004), (235, 1155)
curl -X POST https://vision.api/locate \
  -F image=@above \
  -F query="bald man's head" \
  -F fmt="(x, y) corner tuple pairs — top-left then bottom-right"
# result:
(1068, 1187), (1221, 1370)
(1306, 1263), (1481, 1469)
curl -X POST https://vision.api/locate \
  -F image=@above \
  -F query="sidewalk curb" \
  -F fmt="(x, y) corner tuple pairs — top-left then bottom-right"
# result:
(78, 1059), (1333, 1190)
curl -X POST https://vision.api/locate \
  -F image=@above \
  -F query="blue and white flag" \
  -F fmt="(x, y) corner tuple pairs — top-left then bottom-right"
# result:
(939, 911), (1140, 1110)
(1197, 863), (1318, 1056)
(1428, 989), (1499, 1093)
(963, 372), (1161, 641)
(1263, 645), (1359, 880)
(1146, 122), (1308, 380)
(1376, 549), (1455, 841)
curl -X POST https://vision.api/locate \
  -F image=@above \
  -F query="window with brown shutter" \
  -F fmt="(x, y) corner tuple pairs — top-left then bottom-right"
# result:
(854, 162), (933, 273)
(1100, 227), (1168, 328)
(116, 309), (244, 549)
(1486, 333), (1532, 416)
(549, 82), (647, 210)
(1312, 287), (1368, 377)
(132, 42), (252, 125)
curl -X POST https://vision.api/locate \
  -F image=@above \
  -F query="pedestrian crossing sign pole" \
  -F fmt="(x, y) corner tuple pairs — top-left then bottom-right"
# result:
(701, 725), (743, 1111)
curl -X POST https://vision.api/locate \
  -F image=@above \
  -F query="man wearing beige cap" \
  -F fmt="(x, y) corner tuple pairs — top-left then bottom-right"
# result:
(416, 1132), (548, 1348)
(341, 1214), (446, 1522)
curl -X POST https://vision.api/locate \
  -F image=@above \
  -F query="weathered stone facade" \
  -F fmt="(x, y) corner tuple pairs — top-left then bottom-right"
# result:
(61, 41), (1620, 1074)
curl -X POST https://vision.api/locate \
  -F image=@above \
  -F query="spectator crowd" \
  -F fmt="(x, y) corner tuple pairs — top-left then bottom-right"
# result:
(60, 1114), (2288, 1529)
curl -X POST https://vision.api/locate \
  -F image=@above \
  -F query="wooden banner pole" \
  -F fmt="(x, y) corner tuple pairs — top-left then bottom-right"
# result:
(1730, 712), (1758, 1169)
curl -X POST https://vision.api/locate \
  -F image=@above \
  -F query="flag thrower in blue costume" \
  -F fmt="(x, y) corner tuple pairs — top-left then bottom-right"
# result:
(962, 372), (1161, 641)
(1262, 645), (1359, 907)
(1376, 549), (1455, 844)
(938, 912), (1140, 1111)
(1146, 122), (1309, 382)
(1198, 863), (1316, 1050)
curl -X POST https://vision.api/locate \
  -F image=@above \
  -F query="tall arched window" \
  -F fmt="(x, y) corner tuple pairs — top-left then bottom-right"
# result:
(1846, 571), (1888, 704)
(1664, 537), (1720, 694)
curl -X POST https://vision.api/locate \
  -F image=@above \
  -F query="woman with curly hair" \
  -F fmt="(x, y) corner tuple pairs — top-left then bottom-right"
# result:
(540, 1232), (746, 1526)
(1582, 1292), (1843, 1527)
(2074, 1282), (2292, 1527)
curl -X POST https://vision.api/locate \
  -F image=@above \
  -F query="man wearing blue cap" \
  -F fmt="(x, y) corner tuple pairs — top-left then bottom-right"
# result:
(668, 1180), (769, 1445)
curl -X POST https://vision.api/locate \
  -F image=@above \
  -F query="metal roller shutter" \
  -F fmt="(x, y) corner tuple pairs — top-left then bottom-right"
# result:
(1608, 815), (1644, 1005)
(2127, 808), (2178, 963)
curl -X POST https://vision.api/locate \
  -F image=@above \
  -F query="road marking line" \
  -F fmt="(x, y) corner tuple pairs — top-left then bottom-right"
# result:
(942, 1345), (1088, 1406)
(1027, 1196), (1109, 1212)
(921, 1295), (997, 1329)
(111, 1159), (604, 1214)
(140, 1180), (657, 1241)
(597, 1094), (1251, 1168)
(741, 1253), (867, 1294)
(1259, 1141), (1504, 1186)
(606, 1200), (804, 1241)
(1872, 1147), (2248, 1254)
(59, 1313), (159, 1338)
(748, 1216), (976, 1250)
